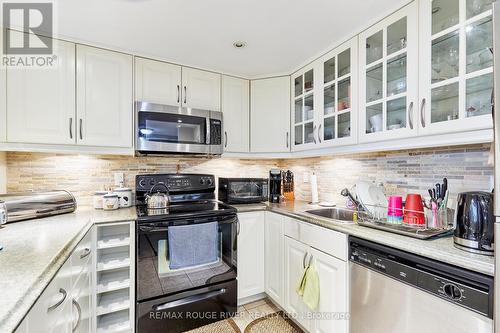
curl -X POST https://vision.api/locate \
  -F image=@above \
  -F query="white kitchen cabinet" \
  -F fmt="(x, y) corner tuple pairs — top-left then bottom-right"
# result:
(284, 236), (311, 331)
(418, 0), (494, 135)
(309, 247), (348, 333)
(182, 67), (221, 111)
(135, 57), (182, 106)
(237, 212), (265, 301)
(250, 76), (291, 153)
(76, 45), (133, 148)
(264, 212), (285, 307)
(7, 30), (76, 145)
(222, 76), (250, 152)
(292, 37), (358, 151)
(359, 1), (419, 143)
(0, 28), (6, 143)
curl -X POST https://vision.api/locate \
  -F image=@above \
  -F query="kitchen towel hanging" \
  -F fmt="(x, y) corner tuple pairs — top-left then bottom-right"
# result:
(295, 255), (320, 310)
(168, 222), (219, 270)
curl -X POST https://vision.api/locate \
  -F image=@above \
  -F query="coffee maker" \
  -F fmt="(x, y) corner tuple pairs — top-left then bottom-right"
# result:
(269, 169), (282, 203)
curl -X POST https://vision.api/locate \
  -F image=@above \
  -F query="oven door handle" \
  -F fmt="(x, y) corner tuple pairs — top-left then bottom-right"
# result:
(139, 226), (169, 232)
(153, 288), (227, 311)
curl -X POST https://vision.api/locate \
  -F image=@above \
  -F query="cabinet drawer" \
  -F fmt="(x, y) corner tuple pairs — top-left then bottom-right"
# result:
(284, 217), (347, 261)
(28, 259), (72, 331)
(300, 222), (347, 261)
(70, 230), (92, 287)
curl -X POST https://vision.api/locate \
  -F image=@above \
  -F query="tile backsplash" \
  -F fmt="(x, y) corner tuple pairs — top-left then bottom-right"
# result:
(4, 144), (494, 208)
(5, 153), (278, 205)
(279, 144), (494, 207)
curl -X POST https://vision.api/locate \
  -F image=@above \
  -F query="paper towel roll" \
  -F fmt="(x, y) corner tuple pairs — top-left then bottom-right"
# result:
(310, 173), (319, 204)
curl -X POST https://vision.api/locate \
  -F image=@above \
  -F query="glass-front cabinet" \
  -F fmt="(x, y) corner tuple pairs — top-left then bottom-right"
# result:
(359, 2), (419, 143)
(419, 0), (494, 134)
(291, 37), (358, 151)
(292, 66), (317, 150)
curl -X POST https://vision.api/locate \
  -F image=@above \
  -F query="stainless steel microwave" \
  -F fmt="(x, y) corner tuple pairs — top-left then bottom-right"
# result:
(136, 102), (223, 155)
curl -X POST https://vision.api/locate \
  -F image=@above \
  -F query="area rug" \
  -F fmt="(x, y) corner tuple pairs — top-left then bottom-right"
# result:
(185, 319), (241, 333)
(244, 311), (304, 333)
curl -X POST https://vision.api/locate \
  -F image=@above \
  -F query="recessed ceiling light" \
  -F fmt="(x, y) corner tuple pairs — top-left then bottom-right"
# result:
(233, 41), (246, 49)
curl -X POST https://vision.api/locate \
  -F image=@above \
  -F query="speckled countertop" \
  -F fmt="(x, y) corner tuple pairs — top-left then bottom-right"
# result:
(234, 201), (495, 277)
(0, 207), (136, 333)
(1, 201), (495, 332)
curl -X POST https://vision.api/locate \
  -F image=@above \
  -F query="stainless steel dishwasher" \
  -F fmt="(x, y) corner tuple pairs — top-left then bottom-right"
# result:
(349, 237), (494, 333)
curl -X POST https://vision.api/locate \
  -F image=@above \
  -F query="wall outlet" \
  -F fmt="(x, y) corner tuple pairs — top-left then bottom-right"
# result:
(303, 172), (310, 183)
(114, 172), (124, 186)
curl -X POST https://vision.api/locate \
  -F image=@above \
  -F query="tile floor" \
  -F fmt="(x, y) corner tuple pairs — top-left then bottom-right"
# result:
(232, 298), (281, 331)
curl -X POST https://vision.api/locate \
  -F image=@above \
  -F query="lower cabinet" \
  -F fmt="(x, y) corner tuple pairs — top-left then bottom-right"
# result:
(281, 215), (348, 333)
(19, 229), (93, 333)
(264, 212), (285, 306)
(237, 212), (265, 301)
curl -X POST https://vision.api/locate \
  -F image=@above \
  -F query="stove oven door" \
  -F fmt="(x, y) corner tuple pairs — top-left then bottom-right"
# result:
(136, 214), (237, 303)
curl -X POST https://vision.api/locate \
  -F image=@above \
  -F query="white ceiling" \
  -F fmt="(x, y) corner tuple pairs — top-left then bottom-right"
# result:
(51, 0), (409, 78)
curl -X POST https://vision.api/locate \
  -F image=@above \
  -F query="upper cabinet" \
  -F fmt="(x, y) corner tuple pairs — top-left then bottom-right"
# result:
(7, 30), (76, 145)
(292, 37), (358, 151)
(182, 67), (221, 111)
(359, 2), (419, 143)
(134, 58), (221, 111)
(135, 57), (182, 106)
(76, 45), (133, 148)
(418, 0), (494, 135)
(222, 76), (250, 152)
(250, 77), (291, 153)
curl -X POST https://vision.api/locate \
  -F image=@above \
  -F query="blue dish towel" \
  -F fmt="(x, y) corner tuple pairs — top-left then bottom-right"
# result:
(168, 222), (219, 270)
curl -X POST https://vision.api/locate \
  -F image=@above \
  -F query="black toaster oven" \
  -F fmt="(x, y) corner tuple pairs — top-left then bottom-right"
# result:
(218, 178), (268, 204)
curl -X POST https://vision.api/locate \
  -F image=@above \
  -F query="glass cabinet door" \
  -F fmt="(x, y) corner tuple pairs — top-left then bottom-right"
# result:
(419, 0), (494, 134)
(359, 2), (419, 142)
(318, 37), (358, 146)
(292, 68), (316, 148)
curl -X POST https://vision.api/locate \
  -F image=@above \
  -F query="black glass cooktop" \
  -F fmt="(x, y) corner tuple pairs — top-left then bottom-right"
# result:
(136, 200), (237, 222)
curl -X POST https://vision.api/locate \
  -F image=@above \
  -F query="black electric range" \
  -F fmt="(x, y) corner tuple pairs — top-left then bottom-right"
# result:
(135, 173), (238, 333)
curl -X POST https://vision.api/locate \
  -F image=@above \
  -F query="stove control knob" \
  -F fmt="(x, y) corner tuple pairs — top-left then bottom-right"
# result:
(200, 179), (205, 185)
(149, 179), (155, 186)
(207, 178), (213, 185)
(444, 284), (462, 300)
(139, 179), (146, 187)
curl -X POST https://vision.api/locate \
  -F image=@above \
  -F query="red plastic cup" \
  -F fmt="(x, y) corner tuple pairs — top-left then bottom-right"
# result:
(404, 194), (425, 226)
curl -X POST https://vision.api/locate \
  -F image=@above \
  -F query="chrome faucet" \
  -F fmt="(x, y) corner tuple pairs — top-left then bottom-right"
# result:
(341, 188), (364, 211)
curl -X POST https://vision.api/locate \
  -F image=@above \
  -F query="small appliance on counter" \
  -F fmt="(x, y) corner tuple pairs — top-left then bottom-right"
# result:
(218, 178), (268, 204)
(454, 191), (494, 256)
(0, 191), (76, 224)
(269, 169), (282, 203)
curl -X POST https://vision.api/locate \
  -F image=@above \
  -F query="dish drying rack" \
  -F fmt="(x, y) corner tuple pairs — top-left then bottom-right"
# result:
(355, 203), (454, 240)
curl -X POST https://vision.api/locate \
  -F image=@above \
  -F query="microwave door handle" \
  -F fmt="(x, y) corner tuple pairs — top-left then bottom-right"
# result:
(206, 117), (211, 145)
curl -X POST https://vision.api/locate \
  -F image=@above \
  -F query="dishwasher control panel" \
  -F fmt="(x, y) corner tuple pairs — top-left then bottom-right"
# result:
(349, 237), (493, 318)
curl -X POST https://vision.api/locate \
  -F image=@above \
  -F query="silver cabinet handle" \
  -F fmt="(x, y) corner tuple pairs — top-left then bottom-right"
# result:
(71, 299), (81, 332)
(183, 86), (187, 104)
(69, 118), (73, 139)
(313, 125), (317, 144)
(224, 131), (228, 148)
(48, 288), (67, 311)
(177, 85), (180, 104)
(286, 132), (289, 148)
(79, 119), (83, 140)
(318, 124), (322, 143)
(408, 101), (414, 129)
(420, 98), (426, 128)
(302, 252), (308, 269)
(80, 247), (91, 259)
(236, 219), (240, 236)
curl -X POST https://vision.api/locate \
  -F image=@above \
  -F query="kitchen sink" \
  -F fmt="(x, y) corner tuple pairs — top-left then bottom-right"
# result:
(304, 207), (356, 223)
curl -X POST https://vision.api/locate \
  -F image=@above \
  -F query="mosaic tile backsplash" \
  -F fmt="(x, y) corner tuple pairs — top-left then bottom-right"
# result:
(4, 144), (494, 208)
(279, 144), (494, 208)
